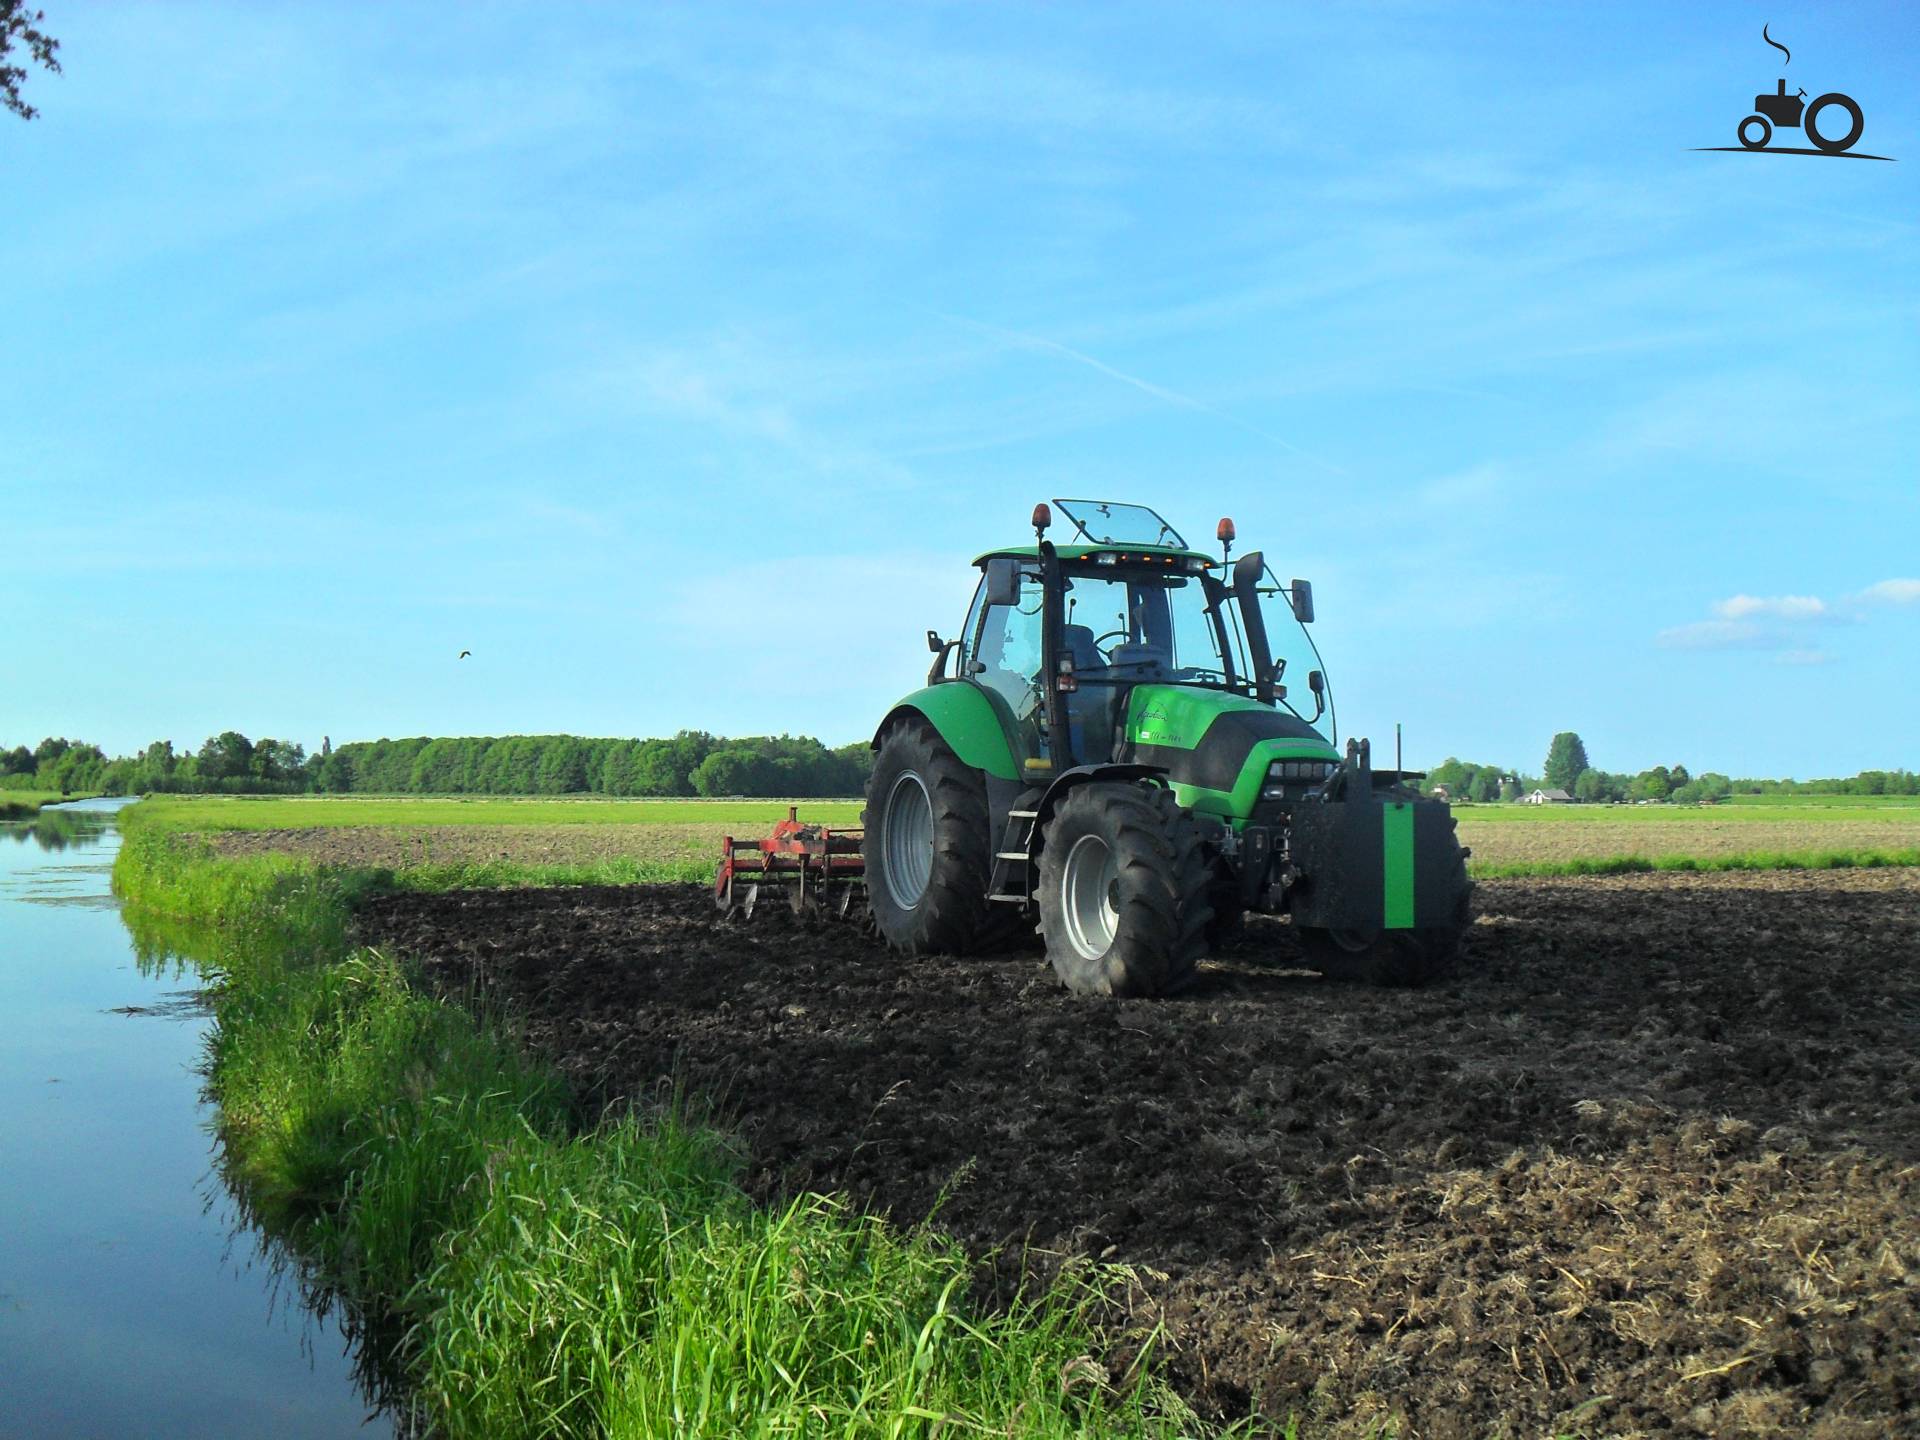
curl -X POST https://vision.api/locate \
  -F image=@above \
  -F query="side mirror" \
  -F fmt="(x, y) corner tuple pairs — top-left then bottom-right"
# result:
(984, 557), (1021, 607)
(1289, 579), (1315, 625)
(1308, 669), (1324, 697)
(926, 629), (944, 653)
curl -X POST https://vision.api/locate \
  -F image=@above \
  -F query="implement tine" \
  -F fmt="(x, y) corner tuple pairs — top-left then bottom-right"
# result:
(713, 807), (866, 924)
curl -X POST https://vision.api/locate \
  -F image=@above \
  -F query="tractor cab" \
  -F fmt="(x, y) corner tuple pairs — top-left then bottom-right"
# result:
(947, 499), (1331, 776)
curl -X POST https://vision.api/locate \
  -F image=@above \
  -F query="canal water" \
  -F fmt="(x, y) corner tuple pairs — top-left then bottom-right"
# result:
(0, 800), (390, 1437)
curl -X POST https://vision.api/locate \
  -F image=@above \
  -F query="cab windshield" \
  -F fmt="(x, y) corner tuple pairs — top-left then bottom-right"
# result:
(1222, 565), (1333, 735)
(1054, 499), (1188, 550)
(1059, 564), (1234, 687)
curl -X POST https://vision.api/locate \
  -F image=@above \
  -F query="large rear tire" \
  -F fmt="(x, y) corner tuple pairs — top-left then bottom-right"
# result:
(1036, 782), (1211, 997)
(1297, 840), (1471, 987)
(863, 718), (1004, 955)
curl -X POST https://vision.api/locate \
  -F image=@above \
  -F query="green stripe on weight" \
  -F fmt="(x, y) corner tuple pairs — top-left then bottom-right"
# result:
(1382, 803), (1415, 929)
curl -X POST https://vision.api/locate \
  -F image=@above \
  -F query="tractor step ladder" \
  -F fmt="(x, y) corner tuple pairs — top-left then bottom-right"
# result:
(987, 809), (1039, 905)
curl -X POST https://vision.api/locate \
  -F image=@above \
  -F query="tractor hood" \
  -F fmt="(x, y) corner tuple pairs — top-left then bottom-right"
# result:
(1125, 685), (1337, 820)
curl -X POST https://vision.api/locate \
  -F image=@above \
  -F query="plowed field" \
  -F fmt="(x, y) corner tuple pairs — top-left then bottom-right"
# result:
(358, 872), (1920, 1439)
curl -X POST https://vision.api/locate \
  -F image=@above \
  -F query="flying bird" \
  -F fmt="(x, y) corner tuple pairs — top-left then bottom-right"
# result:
(459, 650), (472, 659)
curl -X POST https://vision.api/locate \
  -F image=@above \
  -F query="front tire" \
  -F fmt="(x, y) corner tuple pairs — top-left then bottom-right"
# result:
(1036, 782), (1211, 997)
(863, 719), (1002, 955)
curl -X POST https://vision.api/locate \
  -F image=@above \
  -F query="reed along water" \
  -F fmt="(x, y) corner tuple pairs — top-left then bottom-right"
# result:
(0, 799), (390, 1437)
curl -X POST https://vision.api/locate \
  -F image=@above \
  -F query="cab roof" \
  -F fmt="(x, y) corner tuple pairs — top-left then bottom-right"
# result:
(970, 543), (1216, 566)
(972, 497), (1213, 566)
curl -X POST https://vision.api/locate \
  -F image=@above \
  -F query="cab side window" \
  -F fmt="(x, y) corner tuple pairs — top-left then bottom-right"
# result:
(953, 577), (989, 679)
(971, 566), (1045, 722)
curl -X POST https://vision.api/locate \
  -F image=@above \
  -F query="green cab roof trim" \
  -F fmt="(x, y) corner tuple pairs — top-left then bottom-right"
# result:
(970, 543), (1217, 566)
(873, 683), (1020, 782)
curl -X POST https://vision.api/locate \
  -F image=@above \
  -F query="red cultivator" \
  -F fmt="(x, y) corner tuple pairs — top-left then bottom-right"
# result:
(715, 807), (866, 918)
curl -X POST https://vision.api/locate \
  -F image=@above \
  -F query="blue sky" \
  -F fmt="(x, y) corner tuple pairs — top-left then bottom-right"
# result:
(6, 2), (1917, 778)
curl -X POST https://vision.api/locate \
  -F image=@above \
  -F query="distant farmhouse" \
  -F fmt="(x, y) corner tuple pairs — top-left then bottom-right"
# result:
(1524, 788), (1574, 805)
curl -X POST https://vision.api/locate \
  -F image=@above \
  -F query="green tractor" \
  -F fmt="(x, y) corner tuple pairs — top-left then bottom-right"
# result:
(859, 498), (1471, 997)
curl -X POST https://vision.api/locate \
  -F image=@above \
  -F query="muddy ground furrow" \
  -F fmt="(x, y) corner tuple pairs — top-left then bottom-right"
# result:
(359, 871), (1920, 1439)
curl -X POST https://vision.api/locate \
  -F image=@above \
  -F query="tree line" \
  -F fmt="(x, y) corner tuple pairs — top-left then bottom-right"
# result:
(6, 724), (1913, 803)
(1421, 730), (1920, 804)
(0, 731), (873, 798)
(316, 732), (870, 797)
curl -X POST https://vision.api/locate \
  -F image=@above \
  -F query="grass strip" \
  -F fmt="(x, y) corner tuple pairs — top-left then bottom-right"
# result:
(1471, 847), (1920, 879)
(113, 819), (1250, 1440)
(0, 790), (96, 819)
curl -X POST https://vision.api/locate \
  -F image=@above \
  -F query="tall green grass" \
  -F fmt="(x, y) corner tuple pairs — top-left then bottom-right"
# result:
(114, 823), (1239, 1439)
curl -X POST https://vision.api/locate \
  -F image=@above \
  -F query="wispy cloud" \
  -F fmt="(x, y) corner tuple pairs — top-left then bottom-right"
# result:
(937, 313), (1344, 473)
(576, 344), (919, 492)
(1657, 618), (1774, 651)
(1417, 462), (1506, 509)
(1712, 594), (1829, 621)
(1661, 579), (1920, 656)
(1860, 578), (1920, 605)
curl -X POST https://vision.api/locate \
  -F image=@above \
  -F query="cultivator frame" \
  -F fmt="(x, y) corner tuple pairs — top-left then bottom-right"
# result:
(715, 807), (867, 919)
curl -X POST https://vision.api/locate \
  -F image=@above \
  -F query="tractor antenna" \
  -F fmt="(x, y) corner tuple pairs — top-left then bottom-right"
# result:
(1216, 516), (1235, 565)
(1396, 722), (1402, 775)
(1032, 502), (1051, 542)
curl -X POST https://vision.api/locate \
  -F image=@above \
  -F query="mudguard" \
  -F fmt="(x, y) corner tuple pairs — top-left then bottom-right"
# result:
(873, 684), (1019, 781)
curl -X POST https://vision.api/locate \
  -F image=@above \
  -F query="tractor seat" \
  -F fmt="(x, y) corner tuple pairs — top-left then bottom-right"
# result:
(1106, 641), (1170, 671)
(1062, 623), (1104, 673)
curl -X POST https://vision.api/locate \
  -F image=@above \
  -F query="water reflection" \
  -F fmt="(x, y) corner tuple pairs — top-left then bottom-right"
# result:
(1, 805), (113, 852)
(211, 1150), (416, 1429)
(129, 895), (414, 1430)
(0, 800), (394, 1437)
(123, 904), (218, 984)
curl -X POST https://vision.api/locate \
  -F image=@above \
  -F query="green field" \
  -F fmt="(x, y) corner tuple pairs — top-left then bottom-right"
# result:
(126, 794), (866, 832)
(1455, 801), (1920, 873)
(124, 792), (1920, 881)
(1460, 799), (1920, 821)
(1724, 792), (1920, 807)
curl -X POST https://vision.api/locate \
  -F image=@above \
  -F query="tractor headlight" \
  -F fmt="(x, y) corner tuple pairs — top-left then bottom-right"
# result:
(1266, 759), (1334, 783)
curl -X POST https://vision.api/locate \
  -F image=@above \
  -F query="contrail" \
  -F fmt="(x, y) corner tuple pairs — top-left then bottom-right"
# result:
(940, 312), (1344, 474)
(1763, 23), (1790, 64)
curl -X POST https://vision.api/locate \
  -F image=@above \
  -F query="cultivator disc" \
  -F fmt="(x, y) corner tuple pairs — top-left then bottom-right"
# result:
(715, 807), (866, 920)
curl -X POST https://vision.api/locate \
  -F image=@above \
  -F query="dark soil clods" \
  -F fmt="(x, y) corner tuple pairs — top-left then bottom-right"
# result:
(357, 870), (1920, 1439)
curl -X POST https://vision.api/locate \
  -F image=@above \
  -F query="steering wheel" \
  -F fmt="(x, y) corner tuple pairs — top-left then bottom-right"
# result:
(1091, 629), (1130, 662)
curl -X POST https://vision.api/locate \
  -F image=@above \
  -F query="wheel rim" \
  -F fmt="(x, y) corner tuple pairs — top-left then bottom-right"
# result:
(881, 771), (934, 909)
(1060, 833), (1120, 960)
